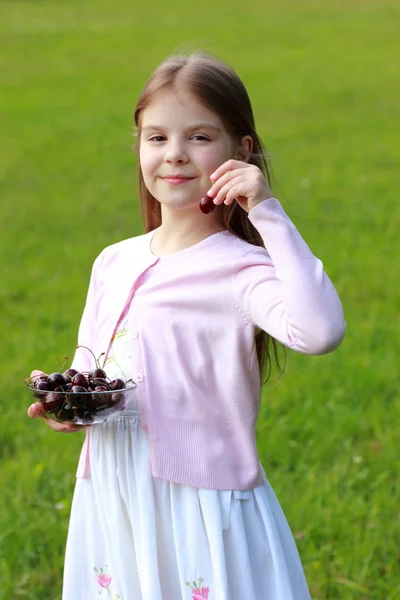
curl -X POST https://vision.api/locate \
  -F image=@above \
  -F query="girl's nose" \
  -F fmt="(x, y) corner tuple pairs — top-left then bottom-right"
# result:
(164, 144), (189, 165)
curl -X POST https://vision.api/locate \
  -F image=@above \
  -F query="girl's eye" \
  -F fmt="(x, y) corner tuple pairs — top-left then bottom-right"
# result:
(149, 135), (166, 142)
(190, 135), (210, 141)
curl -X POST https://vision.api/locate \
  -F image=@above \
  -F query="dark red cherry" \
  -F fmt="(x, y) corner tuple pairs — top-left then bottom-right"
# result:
(71, 385), (87, 407)
(58, 402), (75, 421)
(109, 378), (125, 391)
(48, 372), (66, 387)
(71, 373), (89, 389)
(199, 195), (216, 214)
(34, 375), (49, 386)
(42, 393), (63, 413)
(110, 392), (124, 406)
(64, 368), (78, 377)
(36, 381), (52, 392)
(71, 385), (87, 394)
(89, 368), (107, 379)
(89, 388), (110, 409)
(90, 377), (110, 390)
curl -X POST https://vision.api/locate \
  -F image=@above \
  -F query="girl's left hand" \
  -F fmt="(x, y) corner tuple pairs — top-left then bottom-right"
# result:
(207, 160), (273, 213)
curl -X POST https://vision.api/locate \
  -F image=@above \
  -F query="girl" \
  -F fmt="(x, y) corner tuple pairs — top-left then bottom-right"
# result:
(28, 52), (346, 599)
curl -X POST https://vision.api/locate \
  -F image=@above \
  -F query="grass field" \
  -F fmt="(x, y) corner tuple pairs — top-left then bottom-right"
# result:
(0, 0), (399, 598)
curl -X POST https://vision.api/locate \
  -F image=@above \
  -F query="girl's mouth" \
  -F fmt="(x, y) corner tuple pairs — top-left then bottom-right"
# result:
(162, 176), (195, 185)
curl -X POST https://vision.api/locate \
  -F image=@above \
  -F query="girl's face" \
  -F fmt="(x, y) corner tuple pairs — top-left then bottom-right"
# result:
(139, 87), (237, 212)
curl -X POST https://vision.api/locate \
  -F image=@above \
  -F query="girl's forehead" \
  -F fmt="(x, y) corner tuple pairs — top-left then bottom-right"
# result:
(140, 88), (223, 128)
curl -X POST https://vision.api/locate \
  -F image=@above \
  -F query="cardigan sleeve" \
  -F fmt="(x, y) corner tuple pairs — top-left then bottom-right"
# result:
(70, 251), (104, 372)
(234, 198), (346, 355)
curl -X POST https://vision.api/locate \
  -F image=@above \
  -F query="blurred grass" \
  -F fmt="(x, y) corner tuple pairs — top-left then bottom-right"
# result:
(0, 0), (399, 598)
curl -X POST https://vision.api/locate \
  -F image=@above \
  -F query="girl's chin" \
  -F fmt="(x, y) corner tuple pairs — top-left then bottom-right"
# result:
(155, 194), (205, 210)
(160, 201), (202, 212)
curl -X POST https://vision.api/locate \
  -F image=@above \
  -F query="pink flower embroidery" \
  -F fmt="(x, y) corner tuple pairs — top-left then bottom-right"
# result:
(192, 587), (209, 600)
(97, 573), (112, 588)
(186, 578), (209, 599)
(94, 566), (121, 598)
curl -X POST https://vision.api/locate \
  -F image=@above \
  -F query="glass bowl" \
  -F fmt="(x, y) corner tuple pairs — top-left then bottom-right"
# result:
(26, 379), (137, 425)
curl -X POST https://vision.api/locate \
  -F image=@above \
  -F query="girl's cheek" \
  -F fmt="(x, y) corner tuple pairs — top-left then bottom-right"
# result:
(198, 152), (222, 176)
(198, 145), (233, 175)
(140, 152), (158, 176)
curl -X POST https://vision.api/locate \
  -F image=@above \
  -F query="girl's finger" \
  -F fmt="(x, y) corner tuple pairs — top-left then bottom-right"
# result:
(27, 402), (44, 418)
(42, 418), (83, 433)
(207, 168), (250, 201)
(27, 402), (86, 432)
(29, 369), (47, 383)
(212, 176), (247, 206)
(210, 159), (249, 183)
(224, 184), (247, 207)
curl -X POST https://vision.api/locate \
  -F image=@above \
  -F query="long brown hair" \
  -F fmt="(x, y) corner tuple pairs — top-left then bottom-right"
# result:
(133, 52), (284, 383)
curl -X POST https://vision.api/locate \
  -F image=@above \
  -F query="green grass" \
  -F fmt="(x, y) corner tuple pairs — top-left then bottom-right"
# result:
(1, 0), (399, 597)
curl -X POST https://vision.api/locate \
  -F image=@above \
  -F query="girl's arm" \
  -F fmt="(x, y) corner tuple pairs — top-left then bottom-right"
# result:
(209, 159), (345, 355)
(235, 197), (346, 354)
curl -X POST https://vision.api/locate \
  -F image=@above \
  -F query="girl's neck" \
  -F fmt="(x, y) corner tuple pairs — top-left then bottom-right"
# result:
(151, 205), (226, 257)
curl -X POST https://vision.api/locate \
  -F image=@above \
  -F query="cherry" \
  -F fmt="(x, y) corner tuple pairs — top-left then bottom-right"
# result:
(90, 377), (110, 390)
(89, 387), (110, 409)
(94, 385), (108, 392)
(76, 405), (93, 419)
(110, 392), (123, 406)
(71, 373), (89, 389)
(43, 393), (63, 413)
(34, 375), (49, 387)
(89, 368), (107, 379)
(64, 368), (78, 379)
(69, 385), (86, 408)
(48, 372), (66, 388)
(58, 402), (75, 421)
(199, 195), (216, 214)
(109, 378), (125, 391)
(71, 385), (87, 394)
(36, 381), (52, 392)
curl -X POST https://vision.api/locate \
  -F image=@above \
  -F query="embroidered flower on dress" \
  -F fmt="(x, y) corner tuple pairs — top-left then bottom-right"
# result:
(186, 578), (209, 599)
(94, 566), (121, 599)
(98, 573), (112, 588)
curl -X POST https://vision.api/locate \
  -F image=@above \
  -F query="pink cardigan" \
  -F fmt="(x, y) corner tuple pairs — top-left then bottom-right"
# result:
(73, 198), (346, 489)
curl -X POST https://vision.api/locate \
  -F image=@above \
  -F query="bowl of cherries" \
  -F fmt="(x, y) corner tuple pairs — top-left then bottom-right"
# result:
(25, 346), (136, 425)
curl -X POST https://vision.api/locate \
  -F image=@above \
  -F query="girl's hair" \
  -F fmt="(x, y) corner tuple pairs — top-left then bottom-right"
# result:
(134, 51), (284, 383)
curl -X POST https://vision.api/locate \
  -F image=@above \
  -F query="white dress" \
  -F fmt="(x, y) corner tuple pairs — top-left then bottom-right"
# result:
(63, 317), (311, 600)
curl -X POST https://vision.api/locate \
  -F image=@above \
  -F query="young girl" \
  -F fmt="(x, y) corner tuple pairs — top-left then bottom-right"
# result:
(28, 52), (346, 600)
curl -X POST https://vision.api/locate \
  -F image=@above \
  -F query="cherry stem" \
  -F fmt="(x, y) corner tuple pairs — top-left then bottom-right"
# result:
(97, 352), (106, 369)
(56, 355), (69, 373)
(76, 345), (100, 369)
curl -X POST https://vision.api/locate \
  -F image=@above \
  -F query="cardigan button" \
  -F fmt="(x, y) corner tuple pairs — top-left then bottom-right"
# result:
(135, 373), (144, 382)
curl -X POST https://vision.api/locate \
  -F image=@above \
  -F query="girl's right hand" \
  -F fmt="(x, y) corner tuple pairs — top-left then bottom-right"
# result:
(27, 370), (86, 433)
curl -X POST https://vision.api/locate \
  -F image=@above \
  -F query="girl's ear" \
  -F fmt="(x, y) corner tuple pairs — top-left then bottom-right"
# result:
(236, 135), (253, 162)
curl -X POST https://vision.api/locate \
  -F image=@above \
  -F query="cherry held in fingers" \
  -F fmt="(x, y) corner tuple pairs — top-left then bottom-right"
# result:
(199, 195), (215, 214)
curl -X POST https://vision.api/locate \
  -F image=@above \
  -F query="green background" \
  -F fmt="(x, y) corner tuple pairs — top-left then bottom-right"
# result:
(1, 0), (399, 598)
